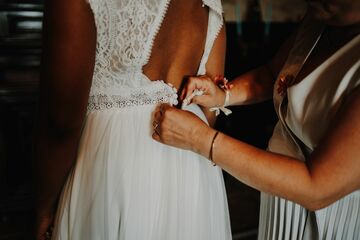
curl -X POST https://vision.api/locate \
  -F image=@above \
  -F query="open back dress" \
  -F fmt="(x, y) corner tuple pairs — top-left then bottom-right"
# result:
(52, 0), (232, 239)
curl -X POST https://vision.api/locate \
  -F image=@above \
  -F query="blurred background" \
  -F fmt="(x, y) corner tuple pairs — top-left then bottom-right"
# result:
(0, 0), (306, 239)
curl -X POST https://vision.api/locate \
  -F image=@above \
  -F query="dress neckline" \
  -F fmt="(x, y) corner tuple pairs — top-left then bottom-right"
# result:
(294, 33), (360, 89)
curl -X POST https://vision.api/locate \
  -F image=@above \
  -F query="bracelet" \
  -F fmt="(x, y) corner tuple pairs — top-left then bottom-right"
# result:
(209, 76), (233, 116)
(224, 89), (231, 107)
(209, 89), (232, 116)
(209, 131), (220, 166)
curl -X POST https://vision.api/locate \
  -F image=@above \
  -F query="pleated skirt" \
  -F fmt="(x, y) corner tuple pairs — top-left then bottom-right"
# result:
(52, 103), (231, 240)
(258, 191), (360, 239)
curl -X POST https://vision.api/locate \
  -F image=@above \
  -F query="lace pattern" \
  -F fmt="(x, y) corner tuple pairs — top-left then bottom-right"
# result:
(88, 80), (178, 111)
(87, 0), (223, 111)
(88, 0), (169, 90)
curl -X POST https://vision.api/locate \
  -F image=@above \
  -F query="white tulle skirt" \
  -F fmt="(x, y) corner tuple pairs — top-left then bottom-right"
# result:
(52, 103), (231, 240)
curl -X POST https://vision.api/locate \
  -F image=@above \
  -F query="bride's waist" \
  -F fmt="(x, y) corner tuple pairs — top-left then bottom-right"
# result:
(87, 80), (178, 112)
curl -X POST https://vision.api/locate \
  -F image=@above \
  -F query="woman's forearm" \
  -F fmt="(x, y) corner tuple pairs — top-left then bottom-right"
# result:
(209, 132), (316, 208)
(227, 64), (275, 106)
(194, 113), (360, 212)
(227, 28), (298, 106)
(153, 105), (327, 210)
(192, 128), (314, 207)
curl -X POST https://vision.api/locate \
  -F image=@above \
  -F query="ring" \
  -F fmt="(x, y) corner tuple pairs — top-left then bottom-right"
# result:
(160, 105), (164, 115)
(43, 224), (54, 240)
(45, 231), (51, 240)
(153, 121), (160, 135)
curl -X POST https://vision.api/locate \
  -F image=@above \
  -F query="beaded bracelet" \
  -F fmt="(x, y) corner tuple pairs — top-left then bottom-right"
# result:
(209, 131), (220, 166)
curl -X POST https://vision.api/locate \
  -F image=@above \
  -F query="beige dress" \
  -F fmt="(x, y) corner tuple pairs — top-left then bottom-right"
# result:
(258, 16), (360, 240)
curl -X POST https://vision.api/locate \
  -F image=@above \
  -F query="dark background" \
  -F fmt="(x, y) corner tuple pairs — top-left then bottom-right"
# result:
(0, 1), (299, 239)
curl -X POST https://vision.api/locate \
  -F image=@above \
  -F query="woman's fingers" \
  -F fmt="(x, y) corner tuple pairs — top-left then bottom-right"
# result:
(181, 77), (197, 101)
(181, 76), (216, 106)
(154, 110), (162, 123)
(190, 95), (203, 105)
(152, 131), (161, 142)
(36, 214), (55, 240)
(152, 106), (161, 141)
(180, 75), (224, 108)
(181, 76), (209, 101)
(152, 104), (172, 142)
(152, 104), (177, 142)
(151, 104), (210, 154)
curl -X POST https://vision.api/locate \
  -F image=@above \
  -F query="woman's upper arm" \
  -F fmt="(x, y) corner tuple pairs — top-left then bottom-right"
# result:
(309, 85), (360, 208)
(39, 0), (96, 133)
(202, 25), (226, 126)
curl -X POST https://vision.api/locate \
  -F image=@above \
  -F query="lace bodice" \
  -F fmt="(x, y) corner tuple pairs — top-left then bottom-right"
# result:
(87, 0), (223, 111)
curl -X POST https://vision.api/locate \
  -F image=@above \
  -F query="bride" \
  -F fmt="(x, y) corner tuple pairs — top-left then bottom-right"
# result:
(34, 0), (231, 239)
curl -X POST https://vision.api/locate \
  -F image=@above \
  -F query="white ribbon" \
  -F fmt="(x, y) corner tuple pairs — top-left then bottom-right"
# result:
(209, 89), (232, 116)
(182, 88), (232, 116)
(209, 106), (232, 116)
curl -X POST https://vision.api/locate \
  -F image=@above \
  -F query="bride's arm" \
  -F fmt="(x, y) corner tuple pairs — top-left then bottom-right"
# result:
(34, 0), (96, 238)
(200, 25), (226, 127)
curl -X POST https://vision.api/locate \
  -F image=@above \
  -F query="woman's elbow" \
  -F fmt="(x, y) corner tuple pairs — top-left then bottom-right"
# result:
(300, 189), (338, 211)
(302, 199), (330, 211)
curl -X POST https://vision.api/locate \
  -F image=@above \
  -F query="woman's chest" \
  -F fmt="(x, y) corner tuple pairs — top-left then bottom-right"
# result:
(282, 36), (360, 150)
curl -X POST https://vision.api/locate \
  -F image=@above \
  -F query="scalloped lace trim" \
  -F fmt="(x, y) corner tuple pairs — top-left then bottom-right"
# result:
(87, 81), (178, 111)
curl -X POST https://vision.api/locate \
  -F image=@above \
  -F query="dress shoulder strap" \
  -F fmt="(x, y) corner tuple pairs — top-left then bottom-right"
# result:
(198, 0), (224, 75)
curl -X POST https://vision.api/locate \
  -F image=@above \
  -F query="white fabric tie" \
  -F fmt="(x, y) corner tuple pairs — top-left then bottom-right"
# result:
(209, 89), (232, 116)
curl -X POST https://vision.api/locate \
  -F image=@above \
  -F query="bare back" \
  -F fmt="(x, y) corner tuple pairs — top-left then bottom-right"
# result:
(143, 0), (209, 89)
(86, 0), (225, 116)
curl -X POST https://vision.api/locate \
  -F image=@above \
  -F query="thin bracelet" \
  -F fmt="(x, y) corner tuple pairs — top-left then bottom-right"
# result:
(209, 131), (220, 166)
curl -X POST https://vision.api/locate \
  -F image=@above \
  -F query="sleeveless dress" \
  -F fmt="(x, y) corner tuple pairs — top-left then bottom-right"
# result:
(258, 16), (360, 240)
(51, 0), (232, 239)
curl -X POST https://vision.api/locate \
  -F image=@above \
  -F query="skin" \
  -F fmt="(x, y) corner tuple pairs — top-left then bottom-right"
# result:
(34, 0), (96, 238)
(34, 0), (225, 238)
(153, 1), (360, 211)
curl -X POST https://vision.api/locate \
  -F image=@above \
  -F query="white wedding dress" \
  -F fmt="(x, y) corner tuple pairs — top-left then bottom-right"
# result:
(52, 0), (231, 239)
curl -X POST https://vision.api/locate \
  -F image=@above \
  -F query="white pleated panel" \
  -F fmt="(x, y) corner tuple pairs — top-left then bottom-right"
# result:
(52, 103), (231, 240)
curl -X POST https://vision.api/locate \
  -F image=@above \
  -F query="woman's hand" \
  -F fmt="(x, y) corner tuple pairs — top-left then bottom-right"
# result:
(181, 75), (226, 108)
(35, 211), (54, 240)
(152, 104), (216, 157)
